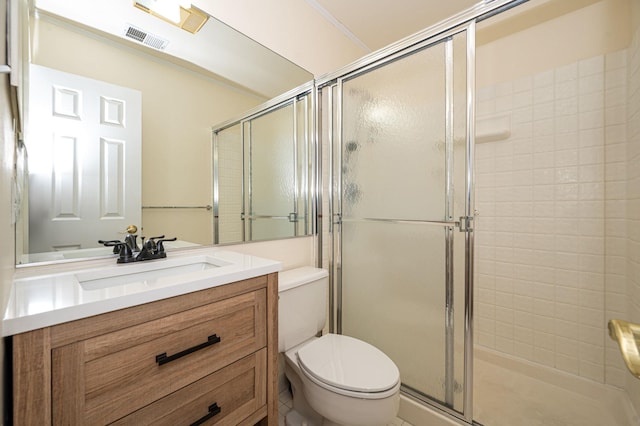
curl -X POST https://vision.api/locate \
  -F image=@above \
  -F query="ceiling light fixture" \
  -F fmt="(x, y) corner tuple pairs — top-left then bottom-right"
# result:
(135, 0), (190, 24)
(134, 0), (208, 34)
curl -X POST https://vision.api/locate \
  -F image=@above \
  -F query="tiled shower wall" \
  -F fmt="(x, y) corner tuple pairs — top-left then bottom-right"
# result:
(217, 135), (243, 244)
(474, 49), (630, 385)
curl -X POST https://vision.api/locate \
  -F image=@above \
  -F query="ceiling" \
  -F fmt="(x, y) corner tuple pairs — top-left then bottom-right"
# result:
(308, 0), (479, 53)
(200, 0), (483, 76)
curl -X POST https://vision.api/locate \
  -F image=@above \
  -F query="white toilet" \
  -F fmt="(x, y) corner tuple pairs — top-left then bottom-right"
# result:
(279, 267), (401, 426)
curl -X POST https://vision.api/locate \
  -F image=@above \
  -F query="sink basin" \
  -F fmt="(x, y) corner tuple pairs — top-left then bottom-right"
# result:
(76, 255), (227, 291)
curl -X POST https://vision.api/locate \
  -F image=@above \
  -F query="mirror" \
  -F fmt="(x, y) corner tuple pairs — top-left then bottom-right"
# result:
(16, 0), (313, 265)
(213, 86), (314, 244)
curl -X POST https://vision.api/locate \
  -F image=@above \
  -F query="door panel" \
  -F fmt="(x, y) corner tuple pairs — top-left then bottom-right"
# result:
(336, 28), (471, 417)
(28, 64), (141, 253)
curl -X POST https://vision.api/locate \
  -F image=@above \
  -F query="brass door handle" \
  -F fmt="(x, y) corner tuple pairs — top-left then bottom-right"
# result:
(608, 319), (640, 379)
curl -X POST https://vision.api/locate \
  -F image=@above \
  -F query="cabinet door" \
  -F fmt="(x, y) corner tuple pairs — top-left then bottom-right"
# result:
(52, 290), (266, 424)
(113, 350), (266, 426)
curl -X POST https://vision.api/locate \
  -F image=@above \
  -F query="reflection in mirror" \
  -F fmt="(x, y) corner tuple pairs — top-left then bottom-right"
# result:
(213, 84), (314, 244)
(15, 0), (313, 265)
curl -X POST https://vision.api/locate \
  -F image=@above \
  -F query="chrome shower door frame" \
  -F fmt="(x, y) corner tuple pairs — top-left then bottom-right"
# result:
(212, 82), (315, 244)
(325, 21), (476, 425)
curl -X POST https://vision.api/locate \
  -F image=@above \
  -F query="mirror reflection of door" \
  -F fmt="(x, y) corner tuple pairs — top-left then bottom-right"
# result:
(27, 65), (142, 254)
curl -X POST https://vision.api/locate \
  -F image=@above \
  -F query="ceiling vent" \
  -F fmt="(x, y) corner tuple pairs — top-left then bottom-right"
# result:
(133, 2), (209, 34)
(124, 25), (170, 50)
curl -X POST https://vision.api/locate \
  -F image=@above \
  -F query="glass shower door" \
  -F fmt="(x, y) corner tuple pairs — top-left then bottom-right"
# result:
(245, 104), (297, 241)
(335, 27), (472, 419)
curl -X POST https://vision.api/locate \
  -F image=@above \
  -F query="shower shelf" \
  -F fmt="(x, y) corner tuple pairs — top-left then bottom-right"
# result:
(608, 319), (640, 379)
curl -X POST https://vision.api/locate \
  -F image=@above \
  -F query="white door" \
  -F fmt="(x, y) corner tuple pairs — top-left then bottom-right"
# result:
(27, 64), (142, 253)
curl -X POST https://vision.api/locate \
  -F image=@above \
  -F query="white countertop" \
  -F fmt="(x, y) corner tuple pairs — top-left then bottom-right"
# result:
(4, 248), (281, 336)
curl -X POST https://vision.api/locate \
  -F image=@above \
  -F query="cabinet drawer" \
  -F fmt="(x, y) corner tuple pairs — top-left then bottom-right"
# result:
(52, 289), (266, 424)
(113, 349), (267, 425)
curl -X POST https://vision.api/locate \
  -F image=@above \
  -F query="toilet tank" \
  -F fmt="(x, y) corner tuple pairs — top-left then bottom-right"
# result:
(278, 267), (328, 352)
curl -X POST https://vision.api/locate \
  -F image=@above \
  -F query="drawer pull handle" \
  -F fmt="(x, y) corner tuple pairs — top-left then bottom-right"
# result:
(190, 403), (221, 426)
(155, 334), (221, 366)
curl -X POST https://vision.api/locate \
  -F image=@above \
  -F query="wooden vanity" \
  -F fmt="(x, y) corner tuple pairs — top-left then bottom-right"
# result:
(10, 272), (279, 425)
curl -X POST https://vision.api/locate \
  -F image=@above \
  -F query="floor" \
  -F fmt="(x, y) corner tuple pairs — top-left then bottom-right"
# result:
(473, 350), (636, 426)
(278, 387), (414, 426)
(277, 350), (637, 426)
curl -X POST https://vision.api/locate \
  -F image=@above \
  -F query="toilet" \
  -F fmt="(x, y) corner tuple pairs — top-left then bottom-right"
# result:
(279, 267), (401, 426)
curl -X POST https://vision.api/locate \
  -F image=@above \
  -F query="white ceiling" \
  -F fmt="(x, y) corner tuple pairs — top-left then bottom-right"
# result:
(309, 0), (479, 53)
(201, 0), (483, 76)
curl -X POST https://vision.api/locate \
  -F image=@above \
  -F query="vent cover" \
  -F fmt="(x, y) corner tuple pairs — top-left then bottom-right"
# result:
(124, 25), (169, 50)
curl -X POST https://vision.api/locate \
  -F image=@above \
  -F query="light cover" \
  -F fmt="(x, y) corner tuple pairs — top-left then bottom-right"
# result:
(134, 0), (190, 23)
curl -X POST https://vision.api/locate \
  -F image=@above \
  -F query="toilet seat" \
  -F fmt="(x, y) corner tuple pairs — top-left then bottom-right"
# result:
(297, 334), (400, 399)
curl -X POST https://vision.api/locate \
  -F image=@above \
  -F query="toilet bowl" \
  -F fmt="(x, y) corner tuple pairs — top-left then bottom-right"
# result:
(279, 267), (401, 426)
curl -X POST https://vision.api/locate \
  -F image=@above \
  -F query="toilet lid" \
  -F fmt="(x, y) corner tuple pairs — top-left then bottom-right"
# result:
(297, 334), (400, 394)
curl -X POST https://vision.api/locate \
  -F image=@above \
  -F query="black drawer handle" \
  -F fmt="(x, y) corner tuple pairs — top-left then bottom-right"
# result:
(155, 334), (221, 366)
(190, 403), (221, 426)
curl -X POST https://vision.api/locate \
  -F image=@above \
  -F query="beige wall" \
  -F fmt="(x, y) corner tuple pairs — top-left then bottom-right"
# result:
(477, 0), (631, 87)
(31, 17), (265, 245)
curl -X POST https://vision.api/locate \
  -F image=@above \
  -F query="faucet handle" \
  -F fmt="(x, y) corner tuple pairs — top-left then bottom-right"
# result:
(156, 237), (177, 253)
(99, 241), (134, 263)
(99, 239), (124, 254)
(143, 235), (166, 254)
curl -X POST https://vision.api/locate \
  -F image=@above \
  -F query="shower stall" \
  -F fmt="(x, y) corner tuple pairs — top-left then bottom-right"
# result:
(320, 18), (476, 423)
(319, 0), (640, 424)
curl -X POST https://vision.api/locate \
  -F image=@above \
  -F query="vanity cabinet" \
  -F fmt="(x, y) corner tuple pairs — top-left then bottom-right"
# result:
(11, 273), (279, 425)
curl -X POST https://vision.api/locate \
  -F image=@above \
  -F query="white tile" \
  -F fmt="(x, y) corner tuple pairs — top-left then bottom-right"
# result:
(578, 110), (604, 130)
(605, 68), (626, 90)
(579, 254), (605, 273)
(578, 146), (604, 165)
(555, 184), (579, 201)
(555, 79), (578, 99)
(555, 167), (578, 184)
(578, 128), (605, 148)
(579, 360), (605, 383)
(578, 182), (604, 200)
(605, 86), (627, 108)
(477, 85), (496, 102)
(605, 49), (627, 71)
(533, 135), (555, 153)
(533, 152), (555, 169)
(513, 90), (533, 109)
(555, 117), (579, 139)
(578, 56), (604, 77)
(513, 75), (533, 92)
(555, 63), (578, 82)
(578, 73), (604, 95)
(555, 269), (579, 287)
(496, 80), (513, 97)
(555, 131), (579, 150)
(534, 85), (554, 104)
(605, 105), (627, 126)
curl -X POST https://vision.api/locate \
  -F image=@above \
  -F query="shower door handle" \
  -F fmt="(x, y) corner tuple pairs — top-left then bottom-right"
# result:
(457, 216), (474, 232)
